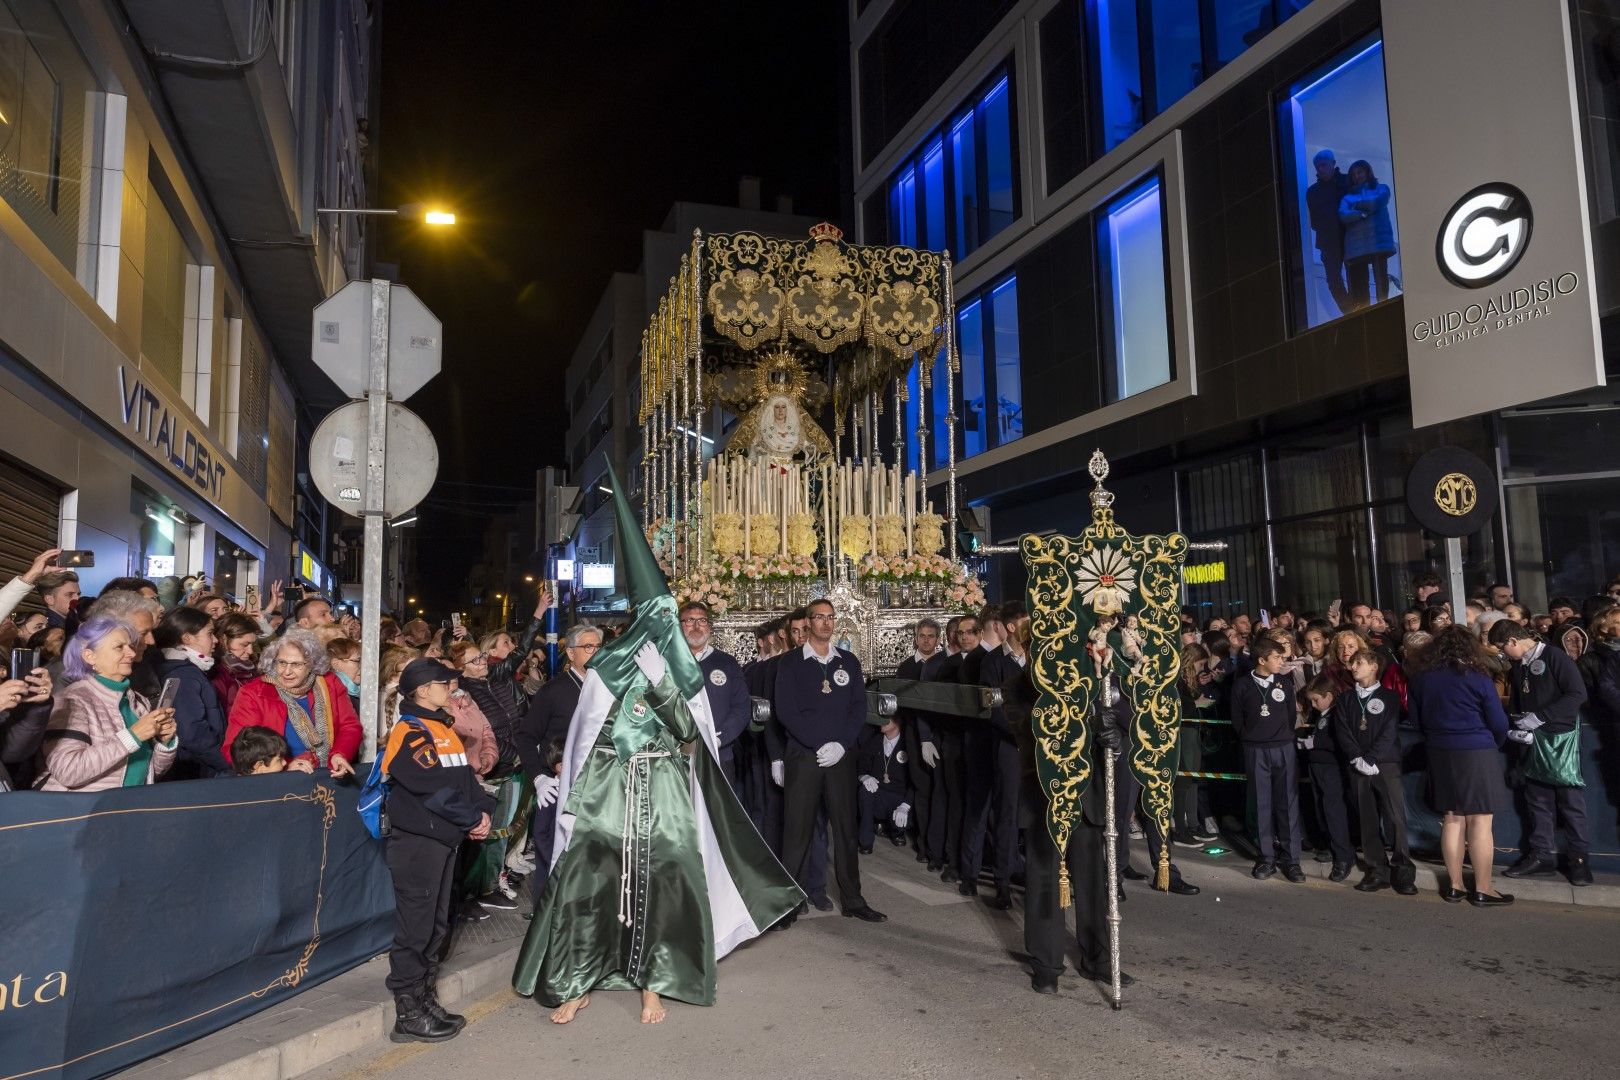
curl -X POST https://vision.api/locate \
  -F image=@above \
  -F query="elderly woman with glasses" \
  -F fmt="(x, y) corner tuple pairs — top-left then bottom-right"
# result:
(36, 615), (173, 791)
(222, 627), (360, 776)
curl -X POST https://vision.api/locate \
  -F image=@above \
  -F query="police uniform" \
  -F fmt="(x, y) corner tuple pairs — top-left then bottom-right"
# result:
(895, 648), (944, 866)
(1231, 669), (1303, 872)
(1331, 682), (1413, 890)
(773, 642), (873, 914)
(1505, 641), (1590, 877)
(695, 644), (750, 796)
(381, 667), (496, 1033)
(960, 644), (1024, 894)
(855, 723), (912, 849)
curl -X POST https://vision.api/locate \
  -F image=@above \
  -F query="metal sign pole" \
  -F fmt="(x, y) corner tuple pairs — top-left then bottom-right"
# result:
(359, 279), (392, 751)
(1445, 536), (1467, 623)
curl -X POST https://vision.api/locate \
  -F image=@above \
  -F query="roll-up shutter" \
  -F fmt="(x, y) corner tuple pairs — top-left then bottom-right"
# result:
(0, 457), (62, 612)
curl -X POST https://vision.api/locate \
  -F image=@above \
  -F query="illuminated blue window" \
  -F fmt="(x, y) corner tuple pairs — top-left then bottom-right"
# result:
(921, 139), (946, 250)
(958, 299), (987, 458)
(1099, 177), (1171, 403)
(990, 278), (1022, 445)
(905, 361), (921, 473)
(981, 77), (1015, 244)
(1213, 0), (1280, 69)
(890, 165), (917, 248)
(931, 347), (951, 468)
(1152, 0), (1204, 106)
(1088, 0), (1143, 152)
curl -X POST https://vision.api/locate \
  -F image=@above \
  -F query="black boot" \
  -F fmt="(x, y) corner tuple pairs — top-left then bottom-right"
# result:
(391, 993), (459, 1043)
(1503, 852), (1558, 878)
(1569, 854), (1594, 887)
(422, 968), (465, 1031)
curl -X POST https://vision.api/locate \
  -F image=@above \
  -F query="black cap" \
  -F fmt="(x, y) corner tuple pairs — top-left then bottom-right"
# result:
(399, 658), (457, 698)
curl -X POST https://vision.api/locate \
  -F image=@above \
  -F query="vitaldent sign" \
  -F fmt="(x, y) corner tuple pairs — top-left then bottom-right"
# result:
(1382, 0), (1603, 427)
(116, 365), (229, 503)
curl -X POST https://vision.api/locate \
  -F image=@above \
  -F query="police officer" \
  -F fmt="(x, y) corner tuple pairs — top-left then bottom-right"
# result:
(1493, 621), (1593, 886)
(382, 659), (497, 1042)
(856, 714), (912, 852)
(896, 619), (945, 869)
(773, 598), (885, 925)
(681, 601), (749, 795)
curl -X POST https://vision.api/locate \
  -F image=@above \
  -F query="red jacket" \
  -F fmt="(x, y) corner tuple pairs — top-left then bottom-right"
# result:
(223, 674), (362, 768)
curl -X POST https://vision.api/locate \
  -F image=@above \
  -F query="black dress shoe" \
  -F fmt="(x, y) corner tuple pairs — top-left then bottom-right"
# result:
(1122, 865), (1147, 881)
(842, 904), (888, 922)
(1502, 852), (1557, 878)
(926, 860), (942, 873)
(1082, 970), (1136, 988)
(1355, 873), (1389, 893)
(1569, 855), (1594, 887)
(958, 880), (978, 897)
(915, 849), (928, 862)
(940, 866), (959, 884)
(1252, 862), (1276, 880)
(1116, 885), (1127, 902)
(1282, 864), (1307, 884)
(858, 844), (874, 855)
(769, 913), (796, 931)
(1441, 888), (1466, 904)
(986, 886), (1013, 910)
(1328, 863), (1353, 883)
(1391, 871), (1419, 896)
(809, 894), (835, 912)
(793, 900), (809, 916)
(890, 832), (908, 847)
(1156, 879), (1200, 896)
(1030, 973), (1059, 995)
(1312, 849), (1332, 863)
(1468, 890), (1514, 907)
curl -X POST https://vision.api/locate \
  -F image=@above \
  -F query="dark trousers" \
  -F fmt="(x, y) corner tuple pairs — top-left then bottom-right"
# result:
(782, 743), (863, 908)
(385, 831), (458, 997)
(1173, 722), (1203, 836)
(739, 731), (769, 835)
(1244, 743), (1302, 866)
(858, 785), (907, 848)
(1024, 813), (1107, 980)
(1346, 254), (1390, 307)
(1525, 780), (1589, 857)
(528, 800), (558, 903)
(933, 727), (968, 871)
(1319, 246), (1350, 315)
(960, 732), (1021, 886)
(1354, 765), (1411, 876)
(902, 718), (938, 862)
(763, 767), (827, 893)
(1308, 758), (1357, 868)
(1116, 770), (1184, 886)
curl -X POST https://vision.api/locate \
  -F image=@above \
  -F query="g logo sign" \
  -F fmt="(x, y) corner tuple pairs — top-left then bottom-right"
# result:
(1436, 183), (1532, 288)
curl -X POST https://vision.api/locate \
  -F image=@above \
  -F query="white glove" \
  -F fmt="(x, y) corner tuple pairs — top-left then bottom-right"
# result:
(771, 760), (785, 787)
(1296, 735), (1315, 751)
(921, 741), (939, 768)
(860, 774), (878, 793)
(1513, 712), (1543, 731)
(535, 773), (560, 808)
(634, 641), (666, 685)
(892, 804), (910, 829)
(815, 741), (846, 767)
(1351, 757), (1379, 777)
(1506, 728), (1534, 744)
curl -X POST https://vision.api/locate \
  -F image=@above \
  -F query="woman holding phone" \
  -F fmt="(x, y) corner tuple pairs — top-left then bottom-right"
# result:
(154, 607), (230, 780)
(37, 615), (177, 791)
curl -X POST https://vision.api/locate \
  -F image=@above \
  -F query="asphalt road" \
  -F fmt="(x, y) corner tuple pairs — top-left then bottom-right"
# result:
(307, 842), (1620, 1080)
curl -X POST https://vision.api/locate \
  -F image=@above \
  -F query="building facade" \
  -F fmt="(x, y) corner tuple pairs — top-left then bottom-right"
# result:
(850, 0), (1620, 617)
(0, 0), (375, 601)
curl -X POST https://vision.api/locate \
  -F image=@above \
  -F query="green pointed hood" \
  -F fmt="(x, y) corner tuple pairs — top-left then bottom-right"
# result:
(587, 462), (705, 711)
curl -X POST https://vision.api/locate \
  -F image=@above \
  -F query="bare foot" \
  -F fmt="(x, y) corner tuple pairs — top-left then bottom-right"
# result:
(549, 994), (590, 1024)
(639, 990), (666, 1024)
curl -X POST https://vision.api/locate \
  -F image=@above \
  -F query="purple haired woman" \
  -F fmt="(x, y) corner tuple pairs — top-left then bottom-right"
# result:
(36, 615), (178, 791)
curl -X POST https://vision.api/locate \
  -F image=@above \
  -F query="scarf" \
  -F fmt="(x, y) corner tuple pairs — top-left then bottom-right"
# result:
(335, 670), (360, 697)
(275, 674), (333, 766)
(163, 646), (215, 672)
(96, 674), (151, 787)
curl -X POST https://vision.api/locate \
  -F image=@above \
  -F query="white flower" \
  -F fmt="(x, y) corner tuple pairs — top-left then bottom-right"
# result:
(1075, 547), (1135, 613)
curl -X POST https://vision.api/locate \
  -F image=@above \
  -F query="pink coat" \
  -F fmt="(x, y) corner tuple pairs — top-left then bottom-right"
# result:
(446, 691), (498, 777)
(37, 678), (176, 791)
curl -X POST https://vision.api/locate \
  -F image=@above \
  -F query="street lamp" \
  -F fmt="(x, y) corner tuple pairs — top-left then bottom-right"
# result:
(316, 203), (457, 226)
(524, 575), (535, 582)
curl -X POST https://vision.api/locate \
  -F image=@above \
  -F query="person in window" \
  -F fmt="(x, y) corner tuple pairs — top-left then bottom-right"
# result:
(223, 628), (360, 777)
(1339, 160), (1396, 309)
(1306, 149), (1351, 316)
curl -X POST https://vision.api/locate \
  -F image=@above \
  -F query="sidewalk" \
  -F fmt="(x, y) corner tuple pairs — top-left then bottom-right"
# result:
(133, 845), (1619, 1080)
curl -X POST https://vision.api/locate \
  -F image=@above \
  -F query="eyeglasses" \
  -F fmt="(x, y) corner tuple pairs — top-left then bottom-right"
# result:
(680, 617), (711, 628)
(275, 660), (309, 671)
(466, 655), (488, 665)
(569, 642), (601, 652)
(808, 613), (835, 623)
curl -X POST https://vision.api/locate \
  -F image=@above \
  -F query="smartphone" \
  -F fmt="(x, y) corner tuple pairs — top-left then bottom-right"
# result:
(8, 648), (38, 680)
(450, 611), (462, 630)
(282, 585), (306, 604)
(157, 678), (181, 712)
(58, 550), (94, 568)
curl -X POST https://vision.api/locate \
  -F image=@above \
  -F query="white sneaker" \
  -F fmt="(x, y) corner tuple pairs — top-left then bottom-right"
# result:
(507, 850), (536, 875)
(498, 871), (518, 900)
(1202, 816), (1218, 835)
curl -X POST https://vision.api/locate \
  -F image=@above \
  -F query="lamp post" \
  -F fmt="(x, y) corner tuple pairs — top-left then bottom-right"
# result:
(316, 203), (457, 226)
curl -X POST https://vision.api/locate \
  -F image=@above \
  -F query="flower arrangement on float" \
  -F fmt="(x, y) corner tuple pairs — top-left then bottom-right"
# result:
(670, 563), (736, 618)
(855, 552), (985, 612)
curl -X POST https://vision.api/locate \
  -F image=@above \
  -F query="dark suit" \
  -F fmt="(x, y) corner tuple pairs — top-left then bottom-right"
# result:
(516, 669), (582, 785)
(932, 651), (970, 874)
(1509, 644), (1590, 857)
(855, 726), (912, 847)
(759, 653), (828, 896)
(895, 650), (945, 862)
(697, 646), (750, 794)
(960, 645), (1024, 887)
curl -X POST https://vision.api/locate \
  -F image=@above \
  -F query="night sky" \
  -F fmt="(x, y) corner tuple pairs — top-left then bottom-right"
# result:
(375, 3), (848, 611)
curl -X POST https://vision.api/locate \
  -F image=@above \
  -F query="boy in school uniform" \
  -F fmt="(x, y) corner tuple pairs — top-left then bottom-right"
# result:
(1301, 676), (1356, 883)
(1230, 639), (1305, 882)
(1332, 650), (1415, 895)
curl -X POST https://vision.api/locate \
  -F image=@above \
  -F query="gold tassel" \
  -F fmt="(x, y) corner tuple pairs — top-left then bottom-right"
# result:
(1058, 864), (1072, 909)
(1155, 838), (1171, 892)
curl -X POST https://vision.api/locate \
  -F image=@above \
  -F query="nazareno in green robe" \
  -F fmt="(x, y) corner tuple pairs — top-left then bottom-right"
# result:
(511, 666), (804, 1007)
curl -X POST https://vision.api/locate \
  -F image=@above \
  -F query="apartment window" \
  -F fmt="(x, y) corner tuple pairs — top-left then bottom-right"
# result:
(882, 70), (1019, 259)
(1086, 0), (1306, 152)
(1098, 176), (1171, 404)
(0, 0), (102, 291)
(1278, 36), (1402, 332)
(955, 274), (1022, 461)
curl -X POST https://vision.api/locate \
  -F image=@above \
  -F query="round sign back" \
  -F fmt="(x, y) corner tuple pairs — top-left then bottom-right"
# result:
(1405, 447), (1498, 538)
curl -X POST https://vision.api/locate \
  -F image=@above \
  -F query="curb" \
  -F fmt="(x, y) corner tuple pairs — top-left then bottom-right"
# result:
(125, 945), (523, 1080)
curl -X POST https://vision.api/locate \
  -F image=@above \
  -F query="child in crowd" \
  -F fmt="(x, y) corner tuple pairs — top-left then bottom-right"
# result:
(1301, 676), (1356, 882)
(1333, 650), (1415, 895)
(230, 726), (315, 776)
(1230, 638), (1305, 882)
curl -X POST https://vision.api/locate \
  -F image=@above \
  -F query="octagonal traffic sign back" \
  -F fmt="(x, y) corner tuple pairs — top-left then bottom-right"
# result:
(311, 280), (442, 400)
